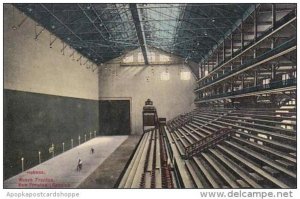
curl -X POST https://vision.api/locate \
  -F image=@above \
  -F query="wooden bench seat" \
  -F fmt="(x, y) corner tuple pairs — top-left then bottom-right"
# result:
(209, 148), (261, 188)
(193, 157), (220, 188)
(236, 179), (251, 188)
(262, 166), (280, 177)
(212, 119), (296, 142)
(232, 136), (296, 163)
(275, 159), (295, 169)
(289, 152), (296, 157)
(249, 173), (264, 183)
(224, 141), (296, 178)
(218, 144), (289, 188)
(185, 161), (203, 188)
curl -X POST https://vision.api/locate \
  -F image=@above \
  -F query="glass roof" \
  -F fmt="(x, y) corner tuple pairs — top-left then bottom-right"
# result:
(14, 3), (253, 68)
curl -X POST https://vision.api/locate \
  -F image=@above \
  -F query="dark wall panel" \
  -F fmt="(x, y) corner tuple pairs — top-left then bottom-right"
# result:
(99, 100), (130, 135)
(3, 89), (99, 179)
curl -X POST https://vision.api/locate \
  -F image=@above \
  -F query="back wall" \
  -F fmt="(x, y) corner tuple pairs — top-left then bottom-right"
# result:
(98, 48), (197, 134)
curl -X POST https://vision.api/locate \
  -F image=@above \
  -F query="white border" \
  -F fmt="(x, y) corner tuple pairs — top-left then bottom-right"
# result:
(1, 1), (299, 199)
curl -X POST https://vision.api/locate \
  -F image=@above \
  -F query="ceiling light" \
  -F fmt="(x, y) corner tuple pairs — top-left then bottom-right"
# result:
(12, 25), (17, 30)
(51, 25), (55, 29)
(27, 8), (32, 12)
(95, 58), (98, 61)
(212, 19), (215, 22)
(67, 37), (70, 40)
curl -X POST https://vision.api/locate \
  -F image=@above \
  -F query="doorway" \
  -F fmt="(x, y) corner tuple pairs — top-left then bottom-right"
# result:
(99, 100), (131, 135)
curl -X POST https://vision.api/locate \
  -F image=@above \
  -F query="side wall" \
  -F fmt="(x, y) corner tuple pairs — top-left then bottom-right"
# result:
(98, 49), (197, 134)
(3, 5), (99, 179)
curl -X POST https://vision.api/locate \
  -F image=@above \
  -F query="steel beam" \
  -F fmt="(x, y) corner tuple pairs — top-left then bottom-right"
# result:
(129, 4), (149, 65)
(39, 4), (104, 62)
(78, 4), (126, 53)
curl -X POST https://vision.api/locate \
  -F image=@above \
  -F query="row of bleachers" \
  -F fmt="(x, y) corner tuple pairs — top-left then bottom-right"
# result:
(118, 129), (159, 188)
(119, 106), (296, 188)
(118, 127), (176, 188)
(165, 107), (296, 188)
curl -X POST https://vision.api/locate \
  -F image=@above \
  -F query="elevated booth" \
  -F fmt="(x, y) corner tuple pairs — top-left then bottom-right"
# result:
(142, 99), (158, 132)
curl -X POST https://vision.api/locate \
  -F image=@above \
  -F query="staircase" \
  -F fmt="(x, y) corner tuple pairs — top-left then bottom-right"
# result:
(185, 128), (233, 159)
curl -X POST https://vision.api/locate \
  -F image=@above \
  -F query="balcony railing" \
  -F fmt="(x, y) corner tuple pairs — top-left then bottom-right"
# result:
(195, 78), (296, 103)
(195, 37), (296, 92)
(197, 9), (296, 83)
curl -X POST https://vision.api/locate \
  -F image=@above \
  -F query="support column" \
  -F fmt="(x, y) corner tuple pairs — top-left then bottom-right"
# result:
(241, 75), (245, 89)
(199, 65), (202, 78)
(231, 34), (234, 58)
(223, 41), (226, 61)
(216, 51), (219, 65)
(241, 20), (244, 50)
(272, 4), (276, 30)
(271, 64), (276, 80)
(254, 6), (257, 41)
(271, 4), (276, 82)
(207, 59), (210, 72)
(254, 70), (258, 86)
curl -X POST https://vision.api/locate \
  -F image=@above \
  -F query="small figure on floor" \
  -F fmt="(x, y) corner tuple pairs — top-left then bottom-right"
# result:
(90, 147), (94, 154)
(77, 159), (83, 172)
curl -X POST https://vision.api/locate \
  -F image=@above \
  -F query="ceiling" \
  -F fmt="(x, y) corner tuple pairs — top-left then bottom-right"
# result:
(14, 3), (253, 66)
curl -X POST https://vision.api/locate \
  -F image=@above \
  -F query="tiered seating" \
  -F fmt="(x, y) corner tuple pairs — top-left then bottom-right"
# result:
(165, 107), (296, 188)
(119, 106), (296, 188)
